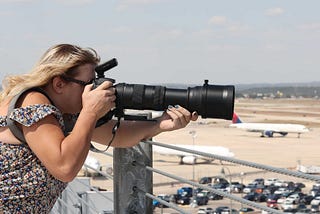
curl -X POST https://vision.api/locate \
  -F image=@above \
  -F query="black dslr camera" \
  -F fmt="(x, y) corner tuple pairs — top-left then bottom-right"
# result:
(93, 58), (235, 124)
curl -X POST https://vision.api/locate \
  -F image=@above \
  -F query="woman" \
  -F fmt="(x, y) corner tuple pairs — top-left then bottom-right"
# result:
(0, 44), (198, 213)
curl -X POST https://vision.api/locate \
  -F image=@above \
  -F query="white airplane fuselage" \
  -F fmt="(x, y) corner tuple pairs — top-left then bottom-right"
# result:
(230, 122), (309, 137)
(153, 144), (234, 164)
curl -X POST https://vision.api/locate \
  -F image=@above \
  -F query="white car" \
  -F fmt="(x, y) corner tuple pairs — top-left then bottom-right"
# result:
(274, 187), (290, 195)
(197, 207), (213, 214)
(311, 196), (320, 205)
(265, 178), (279, 186)
(285, 194), (300, 204)
(274, 179), (287, 187)
(277, 196), (287, 205)
(281, 201), (295, 210)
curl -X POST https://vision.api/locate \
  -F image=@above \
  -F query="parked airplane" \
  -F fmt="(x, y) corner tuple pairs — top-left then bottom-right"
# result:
(82, 155), (113, 177)
(229, 113), (309, 138)
(153, 144), (234, 164)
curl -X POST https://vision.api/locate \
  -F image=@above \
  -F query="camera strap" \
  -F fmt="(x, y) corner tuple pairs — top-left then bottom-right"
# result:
(90, 116), (121, 153)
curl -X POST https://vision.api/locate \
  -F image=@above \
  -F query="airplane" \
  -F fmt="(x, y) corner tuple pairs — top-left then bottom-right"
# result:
(229, 113), (310, 138)
(152, 144), (235, 165)
(81, 155), (113, 177)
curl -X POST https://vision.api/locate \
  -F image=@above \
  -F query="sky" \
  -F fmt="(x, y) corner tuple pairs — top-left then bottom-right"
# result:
(0, 0), (320, 85)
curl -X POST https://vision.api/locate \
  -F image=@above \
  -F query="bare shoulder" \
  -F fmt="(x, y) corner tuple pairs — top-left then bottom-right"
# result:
(18, 90), (51, 107)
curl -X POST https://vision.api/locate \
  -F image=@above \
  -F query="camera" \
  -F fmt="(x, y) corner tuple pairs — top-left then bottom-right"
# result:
(93, 58), (235, 122)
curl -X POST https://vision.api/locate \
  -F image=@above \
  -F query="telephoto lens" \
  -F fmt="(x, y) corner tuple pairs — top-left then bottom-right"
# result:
(115, 80), (235, 120)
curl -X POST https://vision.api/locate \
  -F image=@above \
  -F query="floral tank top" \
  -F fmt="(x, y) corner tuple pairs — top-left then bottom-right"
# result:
(0, 104), (68, 214)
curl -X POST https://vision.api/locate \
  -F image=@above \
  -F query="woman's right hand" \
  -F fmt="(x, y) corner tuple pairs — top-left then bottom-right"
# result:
(81, 81), (116, 119)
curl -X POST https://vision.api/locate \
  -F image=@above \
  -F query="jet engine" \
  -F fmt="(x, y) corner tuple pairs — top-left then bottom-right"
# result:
(181, 156), (197, 164)
(263, 130), (274, 137)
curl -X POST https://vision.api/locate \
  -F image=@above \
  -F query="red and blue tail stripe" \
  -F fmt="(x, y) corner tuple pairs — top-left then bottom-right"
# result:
(232, 113), (242, 124)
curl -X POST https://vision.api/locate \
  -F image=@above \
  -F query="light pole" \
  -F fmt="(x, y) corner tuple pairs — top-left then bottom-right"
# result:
(240, 172), (245, 209)
(221, 167), (232, 212)
(189, 130), (197, 208)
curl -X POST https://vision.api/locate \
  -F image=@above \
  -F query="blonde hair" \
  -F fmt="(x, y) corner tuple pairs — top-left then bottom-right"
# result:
(0, 44), (100, 103)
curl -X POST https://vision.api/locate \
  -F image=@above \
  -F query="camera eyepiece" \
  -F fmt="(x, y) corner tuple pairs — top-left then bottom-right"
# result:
(95, 58), (118, 78)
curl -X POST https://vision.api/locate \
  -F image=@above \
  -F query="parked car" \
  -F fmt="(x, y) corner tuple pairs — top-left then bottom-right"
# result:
(267, 194), (281, 209)
(152, 194), (170, 208)
(295, 203), (309, 213)
(267, 194), (281, 202)
(211, 177), (229, 185)
(199, 176), (229, 185)
(211, 182), (229, 190)
(283, 208), (298, 213)
(277, 192), (292, 205)
(243, 192), (256, 201)
(197, 190), (224, 200)
(267, 200), (279, 209)
(199, 177), (213, 184)
(226, 181), (246, 193)
(255, 193), (268, 202)
(244, 192), (267, 202)
(274, 180), (295, 188)
(213, 206), (229, 214)
(265, 178), (279, 186)
(243, 183), (259, 194)
(198, 207), (214, 214)
(194, 195), (209, 206)
(313, 183), (320, 190)
(310, 188), (320, 197)
(264, 185), (279, 195)
(252, 178), (264, 185)
(209, 193), (224, 200)
(281, 201), (295, 210)
(285, 194), (301, 204)
(311, 196), (320, 205)
(168, 194), (180, 203)
(177, 196), (191, 205)
(311, 204), (320, 213)
(177, 187), (193, 197)
(221, 208), (238, 214)
(274, 187), (291, 195)
(239, 207), (255, 213)
(294, 182), (306, 189)
(300, 194), (314, 205)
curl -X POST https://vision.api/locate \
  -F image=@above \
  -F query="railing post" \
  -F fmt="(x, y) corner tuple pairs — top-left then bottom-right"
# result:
(113, 114), (153, 214)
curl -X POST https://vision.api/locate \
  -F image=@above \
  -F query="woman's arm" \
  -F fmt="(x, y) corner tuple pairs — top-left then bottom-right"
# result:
(22, 82), (115, 182)
(92, 105), (198, 148)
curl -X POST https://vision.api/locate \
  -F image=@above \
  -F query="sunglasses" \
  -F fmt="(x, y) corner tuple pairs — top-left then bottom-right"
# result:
(61, 75), (94, 86)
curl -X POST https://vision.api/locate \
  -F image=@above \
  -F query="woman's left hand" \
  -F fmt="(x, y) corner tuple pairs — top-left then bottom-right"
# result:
(157, 105), (198, 132)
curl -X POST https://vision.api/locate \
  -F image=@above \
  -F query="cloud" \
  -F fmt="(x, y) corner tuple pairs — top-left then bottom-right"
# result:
(0, 0), (36, 2)
(54, 0), (95, 6)
(0, 11), (12, 17)
(116, 0), (162, 11)
(265, 7), (284, 17)
(298, 22), (320, 31)
(208, 16), (227, 25)
(149, 28), (184, 42)
(226, 24), (250, 33)
(207, 16), (249, 35)
(112, 26), (133, 33)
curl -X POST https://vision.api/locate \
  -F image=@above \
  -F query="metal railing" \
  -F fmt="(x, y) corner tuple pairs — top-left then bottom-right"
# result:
(51, 139), (320, 214)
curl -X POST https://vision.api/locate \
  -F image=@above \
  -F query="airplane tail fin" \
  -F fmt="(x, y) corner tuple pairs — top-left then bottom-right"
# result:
(232, 113), (242, 124)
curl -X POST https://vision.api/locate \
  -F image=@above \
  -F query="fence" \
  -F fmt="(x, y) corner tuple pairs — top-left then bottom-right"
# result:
(51, 139), (320, 214)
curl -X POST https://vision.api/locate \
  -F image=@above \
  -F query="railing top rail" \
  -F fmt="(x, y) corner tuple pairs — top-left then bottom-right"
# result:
(144, 140), (320, 183)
